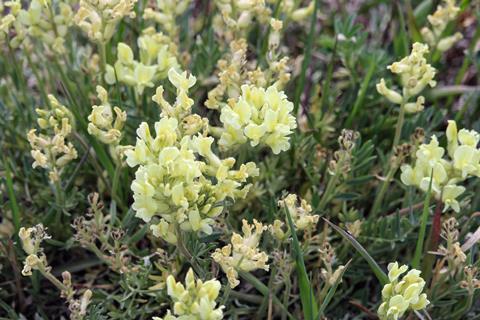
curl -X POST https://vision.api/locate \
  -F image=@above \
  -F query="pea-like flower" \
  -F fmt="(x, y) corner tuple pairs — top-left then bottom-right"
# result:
(152, 268), (224, 320)
(421, 0), (463, 52)
(27, 95), (77, 182)
(377, 43), (436, 114)
(378, 262), (429, 320)
(88, 86), (126, 146)
(218, 84), (297, 154)
(212, 219), (269, 288)
(105, 34), (178, 95)
(400, 120), (480, 212)
(74, 0), (137, 43)
(125, 68), (258, 243)
(270, 194), (319, 241)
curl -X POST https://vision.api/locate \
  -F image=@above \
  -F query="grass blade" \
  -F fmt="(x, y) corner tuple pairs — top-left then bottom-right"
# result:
(293, 0), (319, 114)
(317, 259), (351, 319)
(239, 271), (296, 320)
(284, 207), (318, 320)
(2, 155), (21, 233)
(324, 218), (388, 285)
(412, 173), (433, 269)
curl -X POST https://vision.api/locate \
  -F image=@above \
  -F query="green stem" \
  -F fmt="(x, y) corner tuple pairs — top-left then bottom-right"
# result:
(99, 42), (107, 85)
(370, 165), (398, 217)
(39, 267), (68, 293)
(392, 99), (407, 148)
(412, 176), (433, 269)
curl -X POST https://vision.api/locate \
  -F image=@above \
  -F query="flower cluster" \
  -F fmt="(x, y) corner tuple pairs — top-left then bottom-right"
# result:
(88, 85), (126, 146)
(105, 30), (179, 94)
(400, 120), (480, 212)
(270, 194), (319, 241)
(125, 68), (259, 243)
(18, 224), (51, 276)
(27, 95), (77, 182)
(377, 43), (436, 114)
(1, 0), (74, 53)
(213, 0), (271, 38)
(153, 268), (224, 320)
(421, 0), (463, 52)
(143, 0), (191, 39)
(212, 219), (269, 288)
(19, 225), (93, 319)
(218, 84), (297, 154)
(378, 262), (429, 320)
(74, 0), (137, 43)
(205, 34), (291, 110)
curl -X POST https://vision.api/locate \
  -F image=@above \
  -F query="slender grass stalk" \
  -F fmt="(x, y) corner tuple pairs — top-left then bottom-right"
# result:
(239, 271), (296, 320)
(412, 174), (433, 269)
(2, 155), (21, 233)
(293, 0), (319, 115)
(284, 207), (318, 320)
(324, 219), (389, 285)
(392, 98), (407, 148)
(370, 164), (398, 217)
(345, 58), (376, 128)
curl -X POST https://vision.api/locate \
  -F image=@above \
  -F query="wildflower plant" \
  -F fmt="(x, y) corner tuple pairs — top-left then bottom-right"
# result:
(378, 262), (429, 320)
(400, 120), (480, 212)
(421, 0), (463, 52)
(153, 268), (224, 320)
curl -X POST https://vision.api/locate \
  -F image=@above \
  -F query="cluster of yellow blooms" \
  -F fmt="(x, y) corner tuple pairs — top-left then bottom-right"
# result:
(105, 30), (179, 94)
(143, 0), (191, 39)
(401, 120), (480, 212)
(218, 84), (297, 154)
(74, 0), (137, 44)
(213, 0), (271, 37)
(88, 85), (126, 145)
(205, 17), (293, 111)
(421, 0), (463, 52)
(212, 219), (269, 288)
(376, 43), (436, 114)
(125, 68), (259, 243)
(1, 0), (74, 53)
(153, 269), (224, 320)
(270, 194), (319, 240)
(18, 224), (51, 276)
(378, 262), (429, 320)
(19, 226), (93, 319)
(27, 95), (78, 182)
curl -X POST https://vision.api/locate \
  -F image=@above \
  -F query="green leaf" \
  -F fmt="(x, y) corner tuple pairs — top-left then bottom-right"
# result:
(412, 172), (433, 269)
(317, 259), (351, 319)
(284, 207), (318, 320)
(239, 271), (296, 320)
(324, 218), (388, 285)
(2, 154), (21, 233)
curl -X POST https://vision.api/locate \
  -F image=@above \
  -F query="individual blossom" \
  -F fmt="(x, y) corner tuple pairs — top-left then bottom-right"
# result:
(27, 95), (77, 182)
(400, 120), (480, 212)
(212, 219), (269, 288)
(18, 224), (51, 276)
(218, 84), (297, 154)
(125, 68), (258, 243)
(152, 268), (224, 320)
(105, 35), (178, 95)
(87, 85), (126, 146)
(421, 0), (463, 52)
(377, 262), (430, 320)
(143, 0), (191, 39)
(376, 43), (436, 114)
(74, 0), (137, 43)
(9, 0), (74, 53)
(270, 193), (319, 241)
